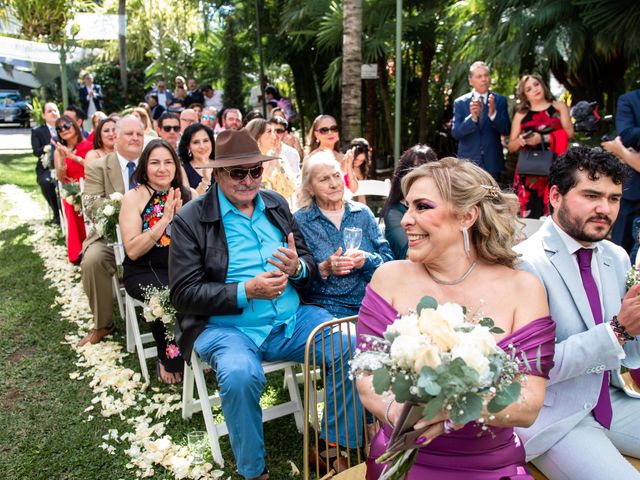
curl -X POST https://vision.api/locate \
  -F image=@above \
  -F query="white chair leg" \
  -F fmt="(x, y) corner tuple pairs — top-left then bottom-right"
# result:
(112, 275), (125, 320)
(125, 299), (135, 353)
(182, 361), (195, 420)
(126, 294), (150, 384)
(284, 365), (305, 432)
(191, 351), (224, 467)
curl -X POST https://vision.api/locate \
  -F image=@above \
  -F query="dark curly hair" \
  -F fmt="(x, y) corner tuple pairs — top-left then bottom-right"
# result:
(550, 146), (628, 195)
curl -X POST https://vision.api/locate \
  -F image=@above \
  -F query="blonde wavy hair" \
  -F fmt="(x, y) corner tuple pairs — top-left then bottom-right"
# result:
(402, 157), (521, 268)
(298, 150), (345, 210)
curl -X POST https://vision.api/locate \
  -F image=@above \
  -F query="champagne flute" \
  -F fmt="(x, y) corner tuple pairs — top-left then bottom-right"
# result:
(343, 227), (363, 252)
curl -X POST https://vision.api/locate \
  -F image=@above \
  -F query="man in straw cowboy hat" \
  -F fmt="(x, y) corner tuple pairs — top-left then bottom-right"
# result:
(169, 129), (362, 479)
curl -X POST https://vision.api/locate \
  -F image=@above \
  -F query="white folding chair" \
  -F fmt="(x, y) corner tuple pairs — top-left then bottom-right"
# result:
(114, 225), (156, 383)
(353, 179), (391, 198)
(519, 216), (546, 239)
(57, 180), (68, 239)
(111, 225), (127, 322)
(181, 351), (305, 466)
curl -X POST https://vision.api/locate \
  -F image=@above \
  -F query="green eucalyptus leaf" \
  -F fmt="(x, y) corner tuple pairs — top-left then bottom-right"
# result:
(451, 392), (483, 424)
(422, 395), (445, 421)
(417, 377), (441, 396)
(372, 368), (391, 395)
(391, 373), (413, 403)
(479, 317), (495, 328)
(490, 326), (505, 334)
(416, 296), (438, 314)
(488, 382), (522, 413)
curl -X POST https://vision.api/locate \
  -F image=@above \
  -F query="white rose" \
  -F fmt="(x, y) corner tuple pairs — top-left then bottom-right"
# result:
(151, 305), (165, 318)
(457, 326), (498, 356)
(96, 222), (104, 236)
(451, 345), (492, 385)
(385, 314), (421, 339)
(390, 334), (425, 370)
(436, 302), (466, 327)
(418, 309), (457, 352)
(103, 204), (115, 217)
(43, 145), (51, 153)
(109, 192), (123, 201)
(413, 344), (441, 373)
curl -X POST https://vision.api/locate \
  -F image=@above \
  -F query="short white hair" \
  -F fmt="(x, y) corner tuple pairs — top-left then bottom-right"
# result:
(469, 61), (490, 77)
(298, 150), (345, 210)
(115, 115), (144, 136)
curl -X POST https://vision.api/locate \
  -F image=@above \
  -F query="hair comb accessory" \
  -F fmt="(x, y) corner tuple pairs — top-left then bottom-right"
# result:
(480, 184), (500, 199)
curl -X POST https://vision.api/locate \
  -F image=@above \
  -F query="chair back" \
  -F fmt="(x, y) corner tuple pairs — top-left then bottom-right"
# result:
(113, 224), (126, 266)
(353, 179), (391, 198)
(303, 316), (371, 479)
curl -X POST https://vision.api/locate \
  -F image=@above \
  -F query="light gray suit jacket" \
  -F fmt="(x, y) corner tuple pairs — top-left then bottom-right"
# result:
(514, 218), (640, 459)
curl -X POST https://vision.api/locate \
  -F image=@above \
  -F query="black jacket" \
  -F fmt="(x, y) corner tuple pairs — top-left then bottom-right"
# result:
(31, 125), (53, 178)
(169, 184), (317, 361)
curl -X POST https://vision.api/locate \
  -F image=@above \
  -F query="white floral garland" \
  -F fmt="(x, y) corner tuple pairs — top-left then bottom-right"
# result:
(0, 184), (225, 480)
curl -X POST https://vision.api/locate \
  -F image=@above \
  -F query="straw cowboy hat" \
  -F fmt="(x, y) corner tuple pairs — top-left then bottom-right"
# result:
(211, 129), (278, 168)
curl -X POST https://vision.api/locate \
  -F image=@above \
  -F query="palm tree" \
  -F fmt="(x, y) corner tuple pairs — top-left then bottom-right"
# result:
(341, 0), (363, 141)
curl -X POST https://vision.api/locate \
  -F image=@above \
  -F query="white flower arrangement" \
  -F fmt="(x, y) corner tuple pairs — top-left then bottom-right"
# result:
(142, 285), (180, 359)
(93, 195), (122, 243)
(39, 144), (52, 169)
(60, 181), (83, 213)
(351, 296), (536, 480)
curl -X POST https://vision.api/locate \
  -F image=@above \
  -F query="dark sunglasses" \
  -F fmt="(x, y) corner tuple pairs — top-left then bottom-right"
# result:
(223, 165), (264, 180)
(316, 125), (339, 135)
(161, 125), (180, 132)
(55, 121), (73, 133)
(273, 128), (286, 134)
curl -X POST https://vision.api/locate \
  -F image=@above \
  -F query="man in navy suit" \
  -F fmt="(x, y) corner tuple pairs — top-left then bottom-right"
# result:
(31, 102), (61, 225)
(79, 73), (104, 121)
(451, 61), (510, 181)
(611, 89), (640, 254)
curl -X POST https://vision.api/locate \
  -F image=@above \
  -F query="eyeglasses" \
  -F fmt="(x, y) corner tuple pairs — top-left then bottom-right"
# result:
(55, 121), (73, 133)
(316, 125), (339, 135)
(161, 125), (180, 132)
(223, 165), (264, 180)
(202, 115), (215, 120)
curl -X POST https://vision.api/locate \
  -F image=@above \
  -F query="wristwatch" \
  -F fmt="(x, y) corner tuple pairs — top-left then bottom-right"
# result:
(293, 260), (303, 278)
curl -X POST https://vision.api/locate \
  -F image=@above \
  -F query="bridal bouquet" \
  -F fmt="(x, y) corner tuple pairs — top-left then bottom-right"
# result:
(351, 297), (534, 480)
(142, 285), (180, 359)
(93, 192), (123, 243)
(60, 181), (82, 212)
(626, 265), (640, 289)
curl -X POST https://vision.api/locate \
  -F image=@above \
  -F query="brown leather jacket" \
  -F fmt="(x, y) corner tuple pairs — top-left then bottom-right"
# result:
(169, 183), (316, 361)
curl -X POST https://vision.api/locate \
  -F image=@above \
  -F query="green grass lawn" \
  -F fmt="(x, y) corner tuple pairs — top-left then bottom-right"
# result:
(0, 153), (305, 479)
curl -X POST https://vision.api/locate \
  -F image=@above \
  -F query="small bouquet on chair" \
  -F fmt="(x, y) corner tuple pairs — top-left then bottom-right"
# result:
(142, 285), (180, 359)
(93, 192), (123, 243)
(350, 297), (537, 480)
(60, 181), (83, 212)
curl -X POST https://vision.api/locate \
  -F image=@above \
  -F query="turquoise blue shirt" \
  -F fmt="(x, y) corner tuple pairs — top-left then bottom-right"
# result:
(208, 188), (300, 346)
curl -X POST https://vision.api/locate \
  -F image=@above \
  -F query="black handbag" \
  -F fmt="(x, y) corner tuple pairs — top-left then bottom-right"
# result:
(517, 138), (555, 176)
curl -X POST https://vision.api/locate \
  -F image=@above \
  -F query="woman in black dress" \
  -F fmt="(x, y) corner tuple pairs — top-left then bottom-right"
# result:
(119, 139), (193, 384)
(177, 123), (214, 196)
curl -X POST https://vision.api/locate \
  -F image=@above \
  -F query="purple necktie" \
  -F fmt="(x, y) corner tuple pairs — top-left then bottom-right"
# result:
(577, 248), (612, 429)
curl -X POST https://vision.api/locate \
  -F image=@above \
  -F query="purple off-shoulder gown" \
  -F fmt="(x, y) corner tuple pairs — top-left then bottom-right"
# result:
(358, 286), (555, 480)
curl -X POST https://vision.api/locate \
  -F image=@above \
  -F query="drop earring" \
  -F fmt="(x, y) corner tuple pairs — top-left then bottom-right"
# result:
(188, 150), (193, 158)
(462, 227), (471, 258)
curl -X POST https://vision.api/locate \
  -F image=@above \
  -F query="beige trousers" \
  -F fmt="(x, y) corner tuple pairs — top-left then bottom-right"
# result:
(81, 239), (116, 329)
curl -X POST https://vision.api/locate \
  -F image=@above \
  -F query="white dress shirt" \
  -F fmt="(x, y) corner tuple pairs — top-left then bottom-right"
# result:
(471, 89), (497, 121)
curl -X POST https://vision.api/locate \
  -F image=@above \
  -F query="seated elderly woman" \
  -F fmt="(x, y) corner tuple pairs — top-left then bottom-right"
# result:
(119, 139), (194, 384)
(293, 151), (394, 318)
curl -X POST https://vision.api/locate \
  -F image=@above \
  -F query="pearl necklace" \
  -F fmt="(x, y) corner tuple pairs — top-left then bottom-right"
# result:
(426, 261), (478, 285)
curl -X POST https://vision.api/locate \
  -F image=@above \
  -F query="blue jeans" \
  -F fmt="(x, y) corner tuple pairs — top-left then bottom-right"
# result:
(194, 305), (363, 478)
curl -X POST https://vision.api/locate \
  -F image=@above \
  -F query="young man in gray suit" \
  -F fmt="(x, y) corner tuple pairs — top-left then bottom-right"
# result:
(515, 146), (640, 479)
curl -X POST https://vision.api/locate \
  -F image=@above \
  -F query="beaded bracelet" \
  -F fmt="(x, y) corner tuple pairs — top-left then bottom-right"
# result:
(610, 315), (636, 343)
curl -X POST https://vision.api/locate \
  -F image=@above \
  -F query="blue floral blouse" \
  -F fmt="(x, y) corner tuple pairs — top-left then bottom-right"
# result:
(293, 200), (394, 317)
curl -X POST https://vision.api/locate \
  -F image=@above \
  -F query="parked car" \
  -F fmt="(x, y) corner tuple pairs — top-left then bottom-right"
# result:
(0, 90), (31, 128)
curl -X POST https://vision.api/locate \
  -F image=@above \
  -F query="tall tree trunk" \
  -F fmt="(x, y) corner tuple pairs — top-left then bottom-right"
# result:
(377, 55), (394, 153)
(418, 42), (435, 143)
(341, 0), (362, 143)
(118, 0), (128, 99)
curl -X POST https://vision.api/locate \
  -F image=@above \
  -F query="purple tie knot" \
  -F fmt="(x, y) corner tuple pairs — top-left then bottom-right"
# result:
(577, 248), (593, 271)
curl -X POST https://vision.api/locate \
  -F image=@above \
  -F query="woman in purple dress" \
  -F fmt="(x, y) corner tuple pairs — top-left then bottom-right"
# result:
(356, 157), (555, 480)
